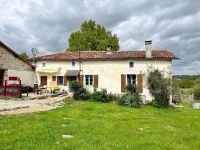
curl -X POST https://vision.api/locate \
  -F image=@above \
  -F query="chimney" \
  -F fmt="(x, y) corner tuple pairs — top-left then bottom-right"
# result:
(106, 46), (112, 51)
(106, 46), (112, 54)
(145, 40), (152, 58)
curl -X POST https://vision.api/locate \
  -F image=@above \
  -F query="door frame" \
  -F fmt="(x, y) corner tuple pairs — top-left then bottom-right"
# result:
(0, 70), (5, 86)
(40, 76), (47, 86)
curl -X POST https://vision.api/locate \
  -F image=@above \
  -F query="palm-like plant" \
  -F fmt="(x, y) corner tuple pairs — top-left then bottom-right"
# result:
(118, 83), (142, 108)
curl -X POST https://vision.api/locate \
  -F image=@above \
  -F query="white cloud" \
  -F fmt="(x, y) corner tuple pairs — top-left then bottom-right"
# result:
(0, 0), (200, 75)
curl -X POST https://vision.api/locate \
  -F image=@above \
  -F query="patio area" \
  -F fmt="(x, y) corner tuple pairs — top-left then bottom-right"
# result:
(0, 92), (69, 115)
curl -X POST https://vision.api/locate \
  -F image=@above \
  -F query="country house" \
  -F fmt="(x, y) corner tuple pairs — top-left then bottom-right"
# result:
(34, 43), (177, 102)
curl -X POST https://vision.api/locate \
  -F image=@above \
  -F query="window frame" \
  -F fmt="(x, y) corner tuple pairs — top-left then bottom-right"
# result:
(57, 76), (64, 85)
(126, 74), (136, 86)
(42, 62), (46, 67)
(72, 61), (75, 67)
(126, 74), (137, 93)
(129, 61), (134, 68)
(85, 75), (93, 86)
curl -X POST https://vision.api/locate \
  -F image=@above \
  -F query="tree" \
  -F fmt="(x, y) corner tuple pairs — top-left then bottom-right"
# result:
(67, 20), (120, 51)
(19, 52), (29, 60)
(147, 69), (171, 108)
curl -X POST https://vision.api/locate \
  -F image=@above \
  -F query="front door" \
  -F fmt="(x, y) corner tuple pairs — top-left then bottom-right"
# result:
(0, 70), (4, 86)
(68, 76), (77, 92)
(40, 76), (47, 86)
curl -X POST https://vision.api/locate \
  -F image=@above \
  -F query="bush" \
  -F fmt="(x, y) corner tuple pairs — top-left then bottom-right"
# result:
(118, 94), (141, 108)
(126, 83), (137, 95)
(147, 69), (171, 108)
(194, 85), (200, 101)
(91, 89), (116, 103)
(118, 83), (142, 108)
(70, 80), (90, 100)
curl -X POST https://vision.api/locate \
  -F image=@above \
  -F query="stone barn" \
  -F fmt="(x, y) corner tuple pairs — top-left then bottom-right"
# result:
(0, 41), (36, 86)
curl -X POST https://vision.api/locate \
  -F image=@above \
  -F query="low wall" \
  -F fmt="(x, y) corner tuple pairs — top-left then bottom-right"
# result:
(6, 70), (36, 86)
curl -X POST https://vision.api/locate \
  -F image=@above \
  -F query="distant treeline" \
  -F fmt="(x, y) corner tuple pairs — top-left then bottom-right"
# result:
(173, 75), (200, 80)
(173, 75), (200, 89)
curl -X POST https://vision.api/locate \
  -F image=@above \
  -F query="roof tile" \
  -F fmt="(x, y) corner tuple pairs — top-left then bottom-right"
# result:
(35, 50), (178, 61)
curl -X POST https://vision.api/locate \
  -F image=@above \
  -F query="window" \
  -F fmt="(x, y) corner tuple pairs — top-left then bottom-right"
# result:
(126, 74), (136, 93)
(85, 75), (93, 86)
(42, 62), (46, 67)
(57, 76), (63, 85)
(129, 62), (134, 68)
(72, 61), (75, 67)
(127, 74), (136, 86)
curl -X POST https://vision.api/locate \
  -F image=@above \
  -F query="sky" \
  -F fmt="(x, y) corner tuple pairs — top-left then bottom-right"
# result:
(0, 0), (200, 75)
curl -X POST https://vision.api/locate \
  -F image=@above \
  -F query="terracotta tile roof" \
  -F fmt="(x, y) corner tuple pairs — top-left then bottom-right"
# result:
(34, 50), (178, 61)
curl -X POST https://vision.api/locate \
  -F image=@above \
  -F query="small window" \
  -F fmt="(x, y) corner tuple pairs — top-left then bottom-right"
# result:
(42, 62), (46, 67)
(129, 62), (134, 68)
(72, 61), (75, 67)
(57, 76), (63, 85)
(85, 75), (93, 86)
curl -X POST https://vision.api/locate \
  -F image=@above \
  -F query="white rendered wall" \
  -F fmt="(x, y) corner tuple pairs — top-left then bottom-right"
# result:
(5, 70), (36, 86)
(36, 59), (172, 101)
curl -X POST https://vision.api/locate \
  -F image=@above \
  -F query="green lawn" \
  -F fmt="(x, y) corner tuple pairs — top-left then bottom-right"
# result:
(0, 99), (200, 150)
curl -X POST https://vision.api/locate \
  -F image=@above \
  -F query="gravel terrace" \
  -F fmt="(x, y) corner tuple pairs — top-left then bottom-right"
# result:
(0, 94), (69, 115)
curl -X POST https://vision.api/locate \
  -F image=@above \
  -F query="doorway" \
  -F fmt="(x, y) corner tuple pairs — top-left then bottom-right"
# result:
(40, 76), (47, 86)
(68, 76), (77, 92)
(0, 70), (4, 86)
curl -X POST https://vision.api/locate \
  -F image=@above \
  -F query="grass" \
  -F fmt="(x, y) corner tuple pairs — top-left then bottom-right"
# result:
(0, 99), (200, 150)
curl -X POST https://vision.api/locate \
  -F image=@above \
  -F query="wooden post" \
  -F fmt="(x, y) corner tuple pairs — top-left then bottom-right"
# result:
(4, 80), (6, 96)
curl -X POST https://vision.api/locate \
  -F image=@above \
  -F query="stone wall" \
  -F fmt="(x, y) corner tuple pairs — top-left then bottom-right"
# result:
(0, 45), (32, 71)
(0, 46), (3, 68)
(0, 45), (36, 85)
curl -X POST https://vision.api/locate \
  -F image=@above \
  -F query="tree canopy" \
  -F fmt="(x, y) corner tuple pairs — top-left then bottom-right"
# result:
(67, 20), (120, 51)
(19, 52), (29, 60)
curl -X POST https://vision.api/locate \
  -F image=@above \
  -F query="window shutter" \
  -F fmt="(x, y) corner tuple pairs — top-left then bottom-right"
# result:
(52, 76), (56, 81)
(137, 74), (143, 93)
(121, 74), (126, 93)
(64, 76), (68, 86)
(94, 75), (98, 88)
(79, 75), (84, 84)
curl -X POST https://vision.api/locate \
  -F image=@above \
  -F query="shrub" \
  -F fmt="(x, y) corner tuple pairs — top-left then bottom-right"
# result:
(194, 85), (200, 101)
(107, 93), (120, 102)
(147, 69), (171, 108)
(91, 89), (116, 103)
(118, 94), (141, 108)
(70, 80), (82, 92)
(126, 83), (137, 95)
(118, 83), (142, 108)
(70, 80), (90, 100)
